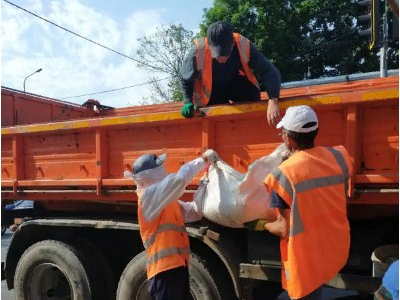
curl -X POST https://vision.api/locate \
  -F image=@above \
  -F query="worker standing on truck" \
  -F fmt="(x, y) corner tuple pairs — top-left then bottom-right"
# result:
(125, 150), (217, 300)
(261, 105), (354, 300)
(179, 21), (281, 125)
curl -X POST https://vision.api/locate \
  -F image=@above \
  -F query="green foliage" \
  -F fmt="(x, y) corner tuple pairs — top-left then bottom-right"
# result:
(136, 24), (193, 103)
(200, 0), (399, 81)
(136, 2), (398, 103)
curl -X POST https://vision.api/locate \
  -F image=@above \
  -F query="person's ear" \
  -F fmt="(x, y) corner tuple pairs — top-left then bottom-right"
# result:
(286, 135), (297, 151)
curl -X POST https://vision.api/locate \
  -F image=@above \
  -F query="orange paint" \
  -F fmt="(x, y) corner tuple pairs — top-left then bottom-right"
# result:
(1, 76), (398, 207)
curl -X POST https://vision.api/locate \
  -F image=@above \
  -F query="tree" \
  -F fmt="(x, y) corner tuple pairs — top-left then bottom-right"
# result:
(200, 0), (398, 82)
(136, 24), (194, 103)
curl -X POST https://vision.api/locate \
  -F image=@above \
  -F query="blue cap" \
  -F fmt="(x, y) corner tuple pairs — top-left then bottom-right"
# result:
(133, 153), (166, 174)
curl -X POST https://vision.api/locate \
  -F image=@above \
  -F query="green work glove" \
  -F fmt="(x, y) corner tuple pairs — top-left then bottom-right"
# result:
(244, 219), (267, 231)
(181, 102), (195, 118)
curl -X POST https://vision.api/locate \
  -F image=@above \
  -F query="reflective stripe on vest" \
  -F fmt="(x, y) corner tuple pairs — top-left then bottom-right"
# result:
(193, 33), (259, 107)
(265, 146), (352, 299)
(269, 147), (350, 237)
(196, 38), (206, 72)
(147, 246), (190, 266)
(235, 34), (259, 90)
(328, 147), (350, 194)
(138, 196), (190, 279)
(238, 34), (249, 61)
(193, 37), (212, 107)
(143, 223), (187, 249)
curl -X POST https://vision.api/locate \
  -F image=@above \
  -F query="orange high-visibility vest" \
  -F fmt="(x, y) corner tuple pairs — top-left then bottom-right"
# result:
(264, 146), (353, 299)
(193, 33), (259, 107)
(138, 192), (190, 279)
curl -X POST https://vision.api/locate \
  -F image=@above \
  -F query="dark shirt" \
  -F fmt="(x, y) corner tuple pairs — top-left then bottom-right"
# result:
(179, 39), (281, 104)
(270, 190), (290, 209)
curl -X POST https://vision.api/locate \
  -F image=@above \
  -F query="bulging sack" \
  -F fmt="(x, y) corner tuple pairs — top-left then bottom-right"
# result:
(193, 144), (291, 228)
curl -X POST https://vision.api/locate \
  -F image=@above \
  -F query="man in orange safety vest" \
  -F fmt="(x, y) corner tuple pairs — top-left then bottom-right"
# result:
(125, 150), (217, 300)
(179, 21), (281, 125)
(262, 105), (353, 299)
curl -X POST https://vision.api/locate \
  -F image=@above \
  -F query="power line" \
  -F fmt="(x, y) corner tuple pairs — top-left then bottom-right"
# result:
(3, 0), (144, 65)
(3, 0), (174, 98)
(309, 30), (358, 52)
(60, 76), (173, 99)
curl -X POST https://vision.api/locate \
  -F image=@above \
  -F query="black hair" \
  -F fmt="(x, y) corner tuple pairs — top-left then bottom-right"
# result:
(285, 122), (319, 150)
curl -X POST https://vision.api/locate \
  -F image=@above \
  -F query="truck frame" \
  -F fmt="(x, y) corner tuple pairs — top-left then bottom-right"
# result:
(1, 71), (399, 300)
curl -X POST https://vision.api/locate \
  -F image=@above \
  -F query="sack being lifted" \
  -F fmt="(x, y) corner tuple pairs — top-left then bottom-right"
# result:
(193, 144), (291, 228)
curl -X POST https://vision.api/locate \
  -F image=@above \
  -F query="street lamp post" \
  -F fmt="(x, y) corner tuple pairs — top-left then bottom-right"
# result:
(23, 68), (43, 93)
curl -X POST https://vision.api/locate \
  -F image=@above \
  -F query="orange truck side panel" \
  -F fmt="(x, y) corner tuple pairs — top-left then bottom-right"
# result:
(1, 76), (398, 206)
(1, 88), (96, 126)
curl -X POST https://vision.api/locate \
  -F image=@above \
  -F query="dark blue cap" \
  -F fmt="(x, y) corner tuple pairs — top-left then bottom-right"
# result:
(207, 21), (234, 58)
(133, 153), (166, 174)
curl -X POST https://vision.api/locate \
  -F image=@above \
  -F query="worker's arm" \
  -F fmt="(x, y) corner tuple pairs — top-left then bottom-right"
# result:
(178, 200), (202, 223)
(248, 42), (281, 99)
(374, 285), (394, 300)
(374, 260), (399, 300)
(264, 208), (290, 238)
(141, 158), (206, 222)
(267, 99), (280, 126)
(264, 190), (290, 238)
(248, 42), (281, 125)
(179, 47), (197, 104)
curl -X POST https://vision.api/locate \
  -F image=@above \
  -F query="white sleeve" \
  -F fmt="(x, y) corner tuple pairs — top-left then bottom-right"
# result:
(178, 200), (203, 223)
(141, 158), (206, 222)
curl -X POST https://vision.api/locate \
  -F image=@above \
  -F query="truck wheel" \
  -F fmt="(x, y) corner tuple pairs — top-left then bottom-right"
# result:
(70, 238), (115, 300)
(116, 251), (150, 300)
(14, 240), (95, 300)
(189, 252), (236, 300)
(116, 251), (235, 300)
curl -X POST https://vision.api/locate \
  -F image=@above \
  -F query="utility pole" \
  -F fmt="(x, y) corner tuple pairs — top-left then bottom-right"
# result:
(380, 3), (388, 77)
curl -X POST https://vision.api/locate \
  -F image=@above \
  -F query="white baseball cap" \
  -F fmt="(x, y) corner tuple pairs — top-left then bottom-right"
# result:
(276, 105), (318, 133)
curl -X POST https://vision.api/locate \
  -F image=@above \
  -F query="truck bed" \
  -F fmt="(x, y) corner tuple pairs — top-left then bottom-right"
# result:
(1, 74), (398, 217)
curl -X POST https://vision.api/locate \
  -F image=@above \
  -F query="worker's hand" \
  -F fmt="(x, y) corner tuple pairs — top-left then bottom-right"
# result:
(123, 170), (134, 179)
(374, 285), (391, 300)
(181, 103), (195, 118)
(193, 108), (206, 117)
(202, 149), (219, 164)
(264, 209), (289, 238)
(244, 219), (267, 231)
(199, 171), (209, 185)
(267, 98), (280, 126)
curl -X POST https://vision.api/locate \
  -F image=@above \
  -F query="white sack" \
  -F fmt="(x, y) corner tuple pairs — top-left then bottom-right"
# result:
(193, 144), (291, 228)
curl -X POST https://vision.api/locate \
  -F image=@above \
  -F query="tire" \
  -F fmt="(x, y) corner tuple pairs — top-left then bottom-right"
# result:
(116, 251), (150, 300)
(189, 253), (228, 300)
(69, 238), (115, 300)
(14, 240), (96, 300)
(116, 251), (235, 300)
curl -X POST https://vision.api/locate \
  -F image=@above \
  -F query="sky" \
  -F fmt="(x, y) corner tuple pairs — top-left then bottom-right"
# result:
(1, 0), (214, 107)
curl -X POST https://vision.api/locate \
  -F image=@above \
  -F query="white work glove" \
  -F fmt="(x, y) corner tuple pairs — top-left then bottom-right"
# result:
(202, 149), (219, 164)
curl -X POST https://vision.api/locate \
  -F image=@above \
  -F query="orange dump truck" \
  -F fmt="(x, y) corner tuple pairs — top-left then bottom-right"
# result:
(1, 71), (399, 300)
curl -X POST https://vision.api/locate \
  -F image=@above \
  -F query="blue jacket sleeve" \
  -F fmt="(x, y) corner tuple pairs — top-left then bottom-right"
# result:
(248, 41), (281, 99)
(179, 47), (197, 104)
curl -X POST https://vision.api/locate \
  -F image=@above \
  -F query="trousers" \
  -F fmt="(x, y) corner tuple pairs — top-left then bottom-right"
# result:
(293, 286), (323, 300)
(148, 266), (190, 300)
